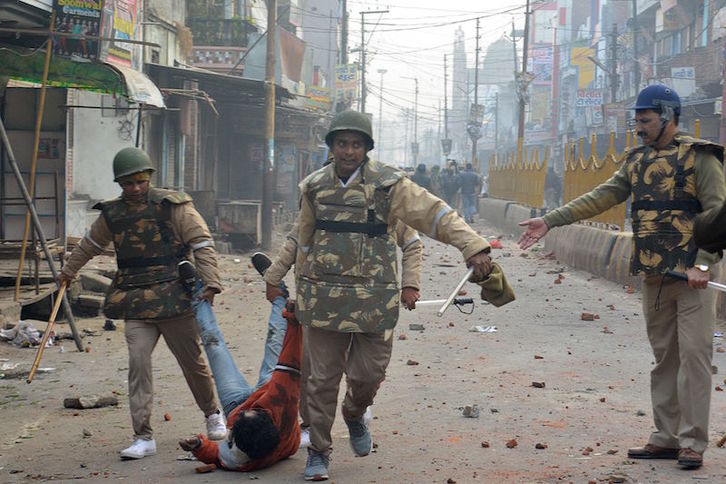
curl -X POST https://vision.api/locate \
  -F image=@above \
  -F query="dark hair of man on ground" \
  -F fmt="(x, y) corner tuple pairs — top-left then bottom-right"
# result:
(231, 410), (280, 459)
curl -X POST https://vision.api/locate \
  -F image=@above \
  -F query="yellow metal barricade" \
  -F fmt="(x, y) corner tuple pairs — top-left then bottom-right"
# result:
(488, 138), (547, 208)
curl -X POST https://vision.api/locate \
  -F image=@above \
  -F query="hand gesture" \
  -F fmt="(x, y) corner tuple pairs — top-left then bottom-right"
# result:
(518, 217), (550, 250)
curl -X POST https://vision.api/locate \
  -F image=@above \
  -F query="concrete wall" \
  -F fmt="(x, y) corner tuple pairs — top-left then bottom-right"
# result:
(66, 90), (139, 237)
(480, 198), (726, 317)
(70, 90), (134, 202)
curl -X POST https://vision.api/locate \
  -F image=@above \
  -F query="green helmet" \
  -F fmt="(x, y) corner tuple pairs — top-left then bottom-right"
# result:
(325, 110), (374, 150)
(112, 147), (155, 181)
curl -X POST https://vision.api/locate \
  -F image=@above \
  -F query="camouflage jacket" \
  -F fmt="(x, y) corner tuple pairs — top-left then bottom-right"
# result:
(264, 219), (423, 291)
(542, 133), (726, 275)
(63, 187), (222, 320)
(295, 158), (490, 333)
(296, 159), (405, 333)
(628, 134), (724, 274)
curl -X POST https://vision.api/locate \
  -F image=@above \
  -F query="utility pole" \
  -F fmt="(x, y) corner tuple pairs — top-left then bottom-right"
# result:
(517, 0), (531, 145)
(411, 78), (419, 166)
(632, 0), (639, 95)
(494, 92), (499, 148)
(341, 0), (347, 64)
(359, 9), (388, 113)
(471, 17), (481, 166)
(438, 99), (442, 162)
(261, 0), (276, 249)
(404, 109), (410, 167)
(608, 23), (619, 103)
(444, 54), (449, 140)
(377, 68), (386, 156)
(402, 77), (419, 166)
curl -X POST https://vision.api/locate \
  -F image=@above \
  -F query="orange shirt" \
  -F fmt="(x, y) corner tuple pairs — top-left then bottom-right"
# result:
(193, 315), (302, 471)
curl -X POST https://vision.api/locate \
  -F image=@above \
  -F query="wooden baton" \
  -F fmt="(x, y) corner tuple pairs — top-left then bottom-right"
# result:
(27, 281), (66, 384)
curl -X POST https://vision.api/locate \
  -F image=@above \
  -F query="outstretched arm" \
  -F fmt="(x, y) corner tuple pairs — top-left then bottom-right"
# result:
(518, 218), (550, 250)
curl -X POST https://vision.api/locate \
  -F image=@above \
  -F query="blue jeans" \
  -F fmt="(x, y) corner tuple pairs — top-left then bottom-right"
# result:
(192, 281), (288, 417)
(462, 193), (477, 221)
(254, 282), (289, 390)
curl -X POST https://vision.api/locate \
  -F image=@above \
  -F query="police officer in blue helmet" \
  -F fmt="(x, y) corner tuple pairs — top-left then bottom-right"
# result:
(631, 84), (682, 146)
(520, 85), (726, 469)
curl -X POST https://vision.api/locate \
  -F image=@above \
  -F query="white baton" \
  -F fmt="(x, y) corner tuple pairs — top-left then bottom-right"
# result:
(437, 267), (475, 317)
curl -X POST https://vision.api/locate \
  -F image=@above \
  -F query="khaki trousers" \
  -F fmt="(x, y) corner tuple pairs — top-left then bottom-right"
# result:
(642, 272), (718, 453)
(306, 327), (393, 454)
(299, 328), (311, 428)
(125, 312), (218, 439)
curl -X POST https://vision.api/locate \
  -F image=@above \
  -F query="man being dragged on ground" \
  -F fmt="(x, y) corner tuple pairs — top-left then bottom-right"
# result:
(178, 300), (302, 471)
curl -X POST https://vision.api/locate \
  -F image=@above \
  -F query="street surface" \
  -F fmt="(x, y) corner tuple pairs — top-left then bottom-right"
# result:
(2, 217), (726, 483)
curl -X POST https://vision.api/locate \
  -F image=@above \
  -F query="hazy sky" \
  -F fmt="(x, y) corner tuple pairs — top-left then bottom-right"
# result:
(347, 0), (529, 130)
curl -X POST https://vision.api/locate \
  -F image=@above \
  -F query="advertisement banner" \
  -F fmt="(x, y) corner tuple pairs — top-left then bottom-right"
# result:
(53, 0), (103, 61)
(576, 88), (603, 107)
(306, 85), (331, 111)
(335, 64), (358, 105)
(467, 103), (484, 140)
(101, 0), (138, 67)
(671, 67), (695, 98)
(570, 47), (595, 88)
(532, 44), (553, 85)
(441, 138), (452, 156)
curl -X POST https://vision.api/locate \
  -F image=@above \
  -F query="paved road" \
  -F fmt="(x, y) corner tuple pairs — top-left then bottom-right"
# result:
(1, 217), (726, 483)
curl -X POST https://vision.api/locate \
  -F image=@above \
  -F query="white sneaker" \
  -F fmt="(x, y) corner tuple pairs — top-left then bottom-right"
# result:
(206, 412), (227, 440)
(363, 406), (372, 426)
(120, 438), (157, 460)
(299, 427), (311, 449)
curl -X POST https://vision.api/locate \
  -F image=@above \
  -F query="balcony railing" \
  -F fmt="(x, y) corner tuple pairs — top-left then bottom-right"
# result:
(187, 18), (253, 48)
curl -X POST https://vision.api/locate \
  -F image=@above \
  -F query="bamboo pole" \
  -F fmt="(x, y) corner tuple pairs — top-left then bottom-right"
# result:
(27, 282), (66, 383)
(15, 12), (55, 300)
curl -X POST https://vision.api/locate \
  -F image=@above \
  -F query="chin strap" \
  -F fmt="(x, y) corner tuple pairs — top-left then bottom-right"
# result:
(653, 118), (668, 145)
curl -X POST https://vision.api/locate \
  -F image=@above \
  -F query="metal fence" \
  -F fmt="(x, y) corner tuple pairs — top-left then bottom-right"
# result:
(489, 121), (701, 230)
(488, 139), (548, 209)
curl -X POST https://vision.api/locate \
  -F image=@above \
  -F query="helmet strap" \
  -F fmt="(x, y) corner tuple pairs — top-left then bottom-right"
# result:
(653, 118), (668, 146)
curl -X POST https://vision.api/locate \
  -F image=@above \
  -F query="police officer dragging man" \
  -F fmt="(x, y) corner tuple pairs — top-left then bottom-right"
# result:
(519, 84), (725, 469)
(57, 147), (227, 460)
(295, 110), (513, 481)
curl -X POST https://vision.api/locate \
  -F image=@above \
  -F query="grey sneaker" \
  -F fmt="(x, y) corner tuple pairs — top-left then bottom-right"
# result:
(344, 416), (372, 456)
(304, 450), (330, 481)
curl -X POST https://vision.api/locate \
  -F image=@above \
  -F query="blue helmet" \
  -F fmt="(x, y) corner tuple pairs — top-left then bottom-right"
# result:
(632, 84), (681, 116)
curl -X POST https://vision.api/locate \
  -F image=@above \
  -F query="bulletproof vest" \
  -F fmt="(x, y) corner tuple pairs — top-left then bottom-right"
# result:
(296, 159), (404, 333)
(95, 188), (193, 320)
(628, 134), (723, 275)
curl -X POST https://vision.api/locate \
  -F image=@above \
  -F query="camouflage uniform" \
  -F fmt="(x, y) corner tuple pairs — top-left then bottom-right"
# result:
(62, 187), (222, 440)
(295, 157), (489, 456)
(543, 133), (725, 454)
(264, 218), (424, 430)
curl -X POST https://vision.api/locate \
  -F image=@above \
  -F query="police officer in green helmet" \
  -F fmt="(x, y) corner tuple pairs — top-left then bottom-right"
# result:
(296, 110), (499, 481)
(519, 84), (726, 469)
(58, 146), (228, 459)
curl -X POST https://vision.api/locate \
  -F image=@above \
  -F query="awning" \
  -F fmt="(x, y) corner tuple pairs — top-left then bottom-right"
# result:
(0, 46), (165, 107)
